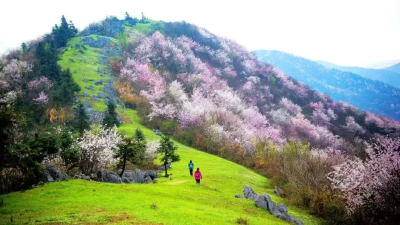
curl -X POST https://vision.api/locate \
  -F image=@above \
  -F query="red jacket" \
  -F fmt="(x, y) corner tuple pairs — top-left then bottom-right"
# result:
(194, 171), (202, 180)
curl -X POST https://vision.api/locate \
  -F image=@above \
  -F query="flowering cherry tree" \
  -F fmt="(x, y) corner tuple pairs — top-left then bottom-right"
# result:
(327, 137), (400, 215)
(77, 125), (121, 174)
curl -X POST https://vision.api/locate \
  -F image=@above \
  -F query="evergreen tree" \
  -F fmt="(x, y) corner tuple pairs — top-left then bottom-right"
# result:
(115, 129), (146, 177)
(157, 135), (180, 177)
(51, 15), (78, 48)
(73, 101), (90, 137)
(103, 101), (120, 128)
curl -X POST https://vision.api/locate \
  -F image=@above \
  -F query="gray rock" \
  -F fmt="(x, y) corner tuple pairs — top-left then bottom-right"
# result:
(90, 173), (96, 180)
(144, 170), (159, 180)
(42, 165), (68, 182)
(277, 203), (288, 214)
(294, 219), (304, 225)
(94, 79), (103, 85)
(284, 215), (295, 223)
(144, 176), (153, 183)
(83, 90), (88, 97)
(97, 93), (107, 99)
(247, 185), (302, 224)
(97, 169), (122, 183)
(83, 101), (92, 109)
(243, 184), (259, 200)
(122, 170), (144, 183)
(274, 186), (284, 197)
(235, 194), (244, 198)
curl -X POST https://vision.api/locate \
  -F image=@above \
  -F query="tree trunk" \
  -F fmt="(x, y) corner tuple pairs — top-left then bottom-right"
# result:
(164, 161), (168, 177)
(120, 155), (127, 177)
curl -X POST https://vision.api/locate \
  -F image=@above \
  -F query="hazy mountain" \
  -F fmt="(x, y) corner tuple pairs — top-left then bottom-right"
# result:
(317, 60), (400, 88)
(385, 62), (400, 74)
(254, 50), (400, 121)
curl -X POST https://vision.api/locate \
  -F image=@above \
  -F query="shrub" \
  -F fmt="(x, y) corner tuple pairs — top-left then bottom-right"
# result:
(150, 202), (157, 210)
(236, 216), (249, 225)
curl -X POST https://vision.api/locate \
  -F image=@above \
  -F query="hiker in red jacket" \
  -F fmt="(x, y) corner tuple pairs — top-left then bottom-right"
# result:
(194, 168), (202, 184)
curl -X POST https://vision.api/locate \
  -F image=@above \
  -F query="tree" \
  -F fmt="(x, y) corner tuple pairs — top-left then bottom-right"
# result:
(51, 15), (77, 48)
(103, 101), (120, 128)
(115, 129), (146, 177)
(73, 101), (90, 136)
(157, 135), (180, 177)
(77, 125), (121, 174)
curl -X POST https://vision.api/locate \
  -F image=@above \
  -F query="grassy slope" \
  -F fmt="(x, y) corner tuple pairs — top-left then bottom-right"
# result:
(0, 25), (321, 225)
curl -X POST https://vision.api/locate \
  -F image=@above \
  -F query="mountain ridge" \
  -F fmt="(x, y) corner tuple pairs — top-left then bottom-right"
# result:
(316, 59), (400, 88)
(254, 49), (400, 122)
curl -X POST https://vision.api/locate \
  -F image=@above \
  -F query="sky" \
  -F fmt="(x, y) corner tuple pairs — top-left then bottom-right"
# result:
(0, 0), (399, 68)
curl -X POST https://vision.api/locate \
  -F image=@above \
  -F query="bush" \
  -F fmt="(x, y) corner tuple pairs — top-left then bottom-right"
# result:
(236, 216), (249, 225)
(263, 141), (349, 224)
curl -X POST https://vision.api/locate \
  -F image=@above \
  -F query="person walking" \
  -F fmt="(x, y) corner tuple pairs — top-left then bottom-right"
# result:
(194, 168), (202, 184)
(188, 160), (194, 176)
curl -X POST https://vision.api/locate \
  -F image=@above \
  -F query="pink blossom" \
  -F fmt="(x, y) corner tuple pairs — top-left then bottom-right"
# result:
(34, 91), (49, 105)
(28, 76), (52, 90)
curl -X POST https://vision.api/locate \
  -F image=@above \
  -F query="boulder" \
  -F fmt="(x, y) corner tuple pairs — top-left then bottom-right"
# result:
(122, 170), (144, 183)
(243, 184), (259, 200)
(274, 186), (284, 197)
(144, 176), (153, 183)
(94, 79), (103, 85)
(144, 170), (159, 180)
(294, 219), (304, 225)
(277, 203), (288, 214)
(42, 165), (68, 182)
(246, 185), (302, 224)
(235, 194), (244, 198)
(97, 169), (122, 183)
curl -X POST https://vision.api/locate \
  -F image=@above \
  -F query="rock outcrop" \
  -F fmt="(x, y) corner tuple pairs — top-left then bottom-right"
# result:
(122, 169), (159, 183)
(42, 165), (68, 182)
(97, 169), (122, 183)
(241, 185), (303, 225)
(243, 184), (259, 200)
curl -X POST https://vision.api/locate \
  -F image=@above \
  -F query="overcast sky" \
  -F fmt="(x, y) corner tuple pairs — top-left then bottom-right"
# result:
(0, 0), (399, 68)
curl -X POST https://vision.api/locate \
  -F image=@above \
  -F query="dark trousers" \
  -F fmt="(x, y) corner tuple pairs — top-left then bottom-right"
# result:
(189, 168), (193, 176)
(196, 179), (200, 184)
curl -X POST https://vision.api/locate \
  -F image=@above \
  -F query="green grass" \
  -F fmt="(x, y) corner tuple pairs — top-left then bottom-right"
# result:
(0, 34), (321, 225)
(0, 142), (320, 225)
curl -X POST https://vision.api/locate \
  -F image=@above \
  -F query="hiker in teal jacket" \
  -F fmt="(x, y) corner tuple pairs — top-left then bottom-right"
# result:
(188, 160), (194, 176)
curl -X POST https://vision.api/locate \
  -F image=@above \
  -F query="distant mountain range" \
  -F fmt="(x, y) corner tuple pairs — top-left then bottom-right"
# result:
(385, 63), (400, 74)
(316, 60), (400, 88)
(254, 50), (400, 121)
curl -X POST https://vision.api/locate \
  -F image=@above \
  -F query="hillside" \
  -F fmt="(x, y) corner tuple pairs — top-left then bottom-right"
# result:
(1, 15), (400, 225)
(385, 62), (400, 74)
(0, 21), (321, 224)
(254, 50), (400, 122)
(316, 60), (400, 88)
(0, 125), (320, 225)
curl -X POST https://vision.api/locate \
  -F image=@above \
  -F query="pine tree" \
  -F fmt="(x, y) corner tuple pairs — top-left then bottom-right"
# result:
(157, 135), (180, 177)
(103, 101), (120, 128)
(73, 102), (90, 137)
(116, 129), (146, 177)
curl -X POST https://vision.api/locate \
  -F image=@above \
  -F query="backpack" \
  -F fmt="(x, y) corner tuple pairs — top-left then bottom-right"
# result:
(189, 163), (193, 169)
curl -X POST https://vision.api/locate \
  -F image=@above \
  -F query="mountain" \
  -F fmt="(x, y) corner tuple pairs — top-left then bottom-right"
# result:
(254, 50), (400, 122)
(2, 15), (400, 225)
(317, 60), (400, 88)
(385, 62), (400, 74)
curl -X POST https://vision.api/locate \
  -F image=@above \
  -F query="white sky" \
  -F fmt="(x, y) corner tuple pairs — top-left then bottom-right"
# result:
(0, 0), (399, 68)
